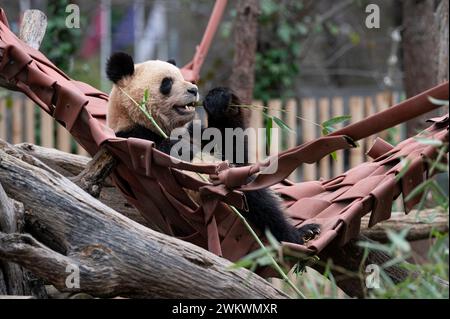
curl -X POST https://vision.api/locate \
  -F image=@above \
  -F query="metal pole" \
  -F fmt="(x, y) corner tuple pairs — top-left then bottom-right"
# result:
(100, 0), (111, 92)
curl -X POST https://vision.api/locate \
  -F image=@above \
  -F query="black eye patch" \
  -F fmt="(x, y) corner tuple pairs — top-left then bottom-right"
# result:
(160, 77), (173, 95)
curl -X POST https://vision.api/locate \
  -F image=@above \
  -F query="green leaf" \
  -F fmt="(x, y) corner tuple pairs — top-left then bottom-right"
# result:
(428, 96), (449, 107)
(386, 229), (411, 253)
(143, 89), (149, 103)
(394, 158), (411, 182)
(272, 116), (295, 133)
(260, 0), (277, 15)
(322, 115), (352, 128)
(265, 230), (281, 250)
(266, 116), (273, 151)
(415, 138), (443, 146)
(404, 180), (432, 202)
(296, 23), (308, 35)
(278, 24), (291, 44)
(326, 22), (340, 36)
(322, 126), (336, 136)
(330, 151), (337, 161)
(429, 181), (449, 206)
(357, 241), (393, 254)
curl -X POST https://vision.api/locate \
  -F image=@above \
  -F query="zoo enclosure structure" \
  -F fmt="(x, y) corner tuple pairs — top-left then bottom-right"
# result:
(0, 4), (448, 295)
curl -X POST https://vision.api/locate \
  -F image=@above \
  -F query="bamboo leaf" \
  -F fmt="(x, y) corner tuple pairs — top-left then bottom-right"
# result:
(404, 180), (432, 202)
(386, 229), (411, 253)
(266, 116), (273, 151)
(428, 96), (449, 107)
(322, 115), (351, 128)
(265, 230), (281, 250)
(394, 158), (411, 182)
(415, 138), (443, 146)
(330, 151), (337, 161)
(143, 89), (149, 104)
(272, 116), (295, 133)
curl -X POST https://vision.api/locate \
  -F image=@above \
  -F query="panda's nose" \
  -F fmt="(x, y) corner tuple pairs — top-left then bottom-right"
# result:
(187, 87), (198, 97)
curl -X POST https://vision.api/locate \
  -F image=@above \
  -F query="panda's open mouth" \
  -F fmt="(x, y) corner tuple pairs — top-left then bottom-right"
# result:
(174, 102), (196, 115)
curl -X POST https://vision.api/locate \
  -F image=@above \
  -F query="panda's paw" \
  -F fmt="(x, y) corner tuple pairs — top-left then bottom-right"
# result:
(296, 223), (321, 244)
(203, 87), (237, 118)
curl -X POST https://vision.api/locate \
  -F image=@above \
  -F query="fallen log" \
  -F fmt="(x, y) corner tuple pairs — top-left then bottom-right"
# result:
(0, 182), (47, 298)
(0, 141), (287, 298)
(361, 209), (448, 242)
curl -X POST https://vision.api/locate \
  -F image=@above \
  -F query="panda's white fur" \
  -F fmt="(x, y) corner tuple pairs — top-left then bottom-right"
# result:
(107, 59), (199, 137)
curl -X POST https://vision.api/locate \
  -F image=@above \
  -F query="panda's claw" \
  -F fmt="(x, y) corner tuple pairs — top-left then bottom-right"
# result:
(296, 223), (321, 244)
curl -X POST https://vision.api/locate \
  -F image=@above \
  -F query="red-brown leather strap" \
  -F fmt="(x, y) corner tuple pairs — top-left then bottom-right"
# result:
(329, 81), (449, 140)
(212, 82), (449, 193)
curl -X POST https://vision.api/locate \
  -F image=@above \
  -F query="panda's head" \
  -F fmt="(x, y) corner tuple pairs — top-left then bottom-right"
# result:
(106, 52), (199, 135)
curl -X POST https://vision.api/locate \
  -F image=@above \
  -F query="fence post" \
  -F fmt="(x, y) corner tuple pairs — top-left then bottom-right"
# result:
(349, 96), (365, 167)
(286, 99), (298, 181)
(319, 98), (331, 179)
(25, 99), (35, 144)
(301, 98), (317, 181)
(332, 97), (345, 176)
(40, 109), (54, 148)
(0, 99), (6, 140)
(57, 123), (72, 153)
(268, 99), (282, 156)
(12, 96), (22, 144)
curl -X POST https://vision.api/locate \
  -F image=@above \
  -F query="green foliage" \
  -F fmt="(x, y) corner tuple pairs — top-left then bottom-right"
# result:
(428, 96), (449, 107)
(359, 229), (449, 299)
(361, 142), (449, 299)
(321, 115), (352, 135)
(321, 115), (352, 160)
(254, 0), (308, 100)
(40, 0), (83, 73)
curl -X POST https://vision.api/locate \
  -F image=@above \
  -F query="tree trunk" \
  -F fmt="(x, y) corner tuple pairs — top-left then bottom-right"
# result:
(229, 0), (260, 105)
(402, 0), (449, 136)
(436, 0), (449, 83)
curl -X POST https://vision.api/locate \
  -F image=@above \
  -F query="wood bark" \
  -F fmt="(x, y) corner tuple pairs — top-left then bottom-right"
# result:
(229, 0), (260, 105)
(0, 140), (287, 299)
(436, 0), (449, 83)
(361, 209), (448, 242)
(0, 182), (47, 298)
(70, 146), (116, 198)
(402, 0), (449, 135)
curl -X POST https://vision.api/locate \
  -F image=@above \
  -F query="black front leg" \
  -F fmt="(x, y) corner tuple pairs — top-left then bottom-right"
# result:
(203, 87), (248, 165)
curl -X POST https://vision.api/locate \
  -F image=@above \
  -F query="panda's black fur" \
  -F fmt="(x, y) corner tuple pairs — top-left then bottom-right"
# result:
(107, 52), (320, 245)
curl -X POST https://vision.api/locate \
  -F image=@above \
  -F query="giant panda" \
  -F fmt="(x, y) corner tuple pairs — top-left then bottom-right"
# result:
(106, 52), (320, 245)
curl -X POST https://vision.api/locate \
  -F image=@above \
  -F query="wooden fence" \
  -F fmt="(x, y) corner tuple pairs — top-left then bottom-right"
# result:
(0, 93), (90, 156)
(1, 91), (404, 183)
(245, 91), (405, 182)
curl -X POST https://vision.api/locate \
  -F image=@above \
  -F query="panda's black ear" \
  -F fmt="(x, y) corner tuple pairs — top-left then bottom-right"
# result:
(106, 52), (135, 83)
(167, 59), (177, 66)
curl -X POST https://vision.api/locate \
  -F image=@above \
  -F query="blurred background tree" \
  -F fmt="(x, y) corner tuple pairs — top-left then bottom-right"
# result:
(40, 0), (83, 73)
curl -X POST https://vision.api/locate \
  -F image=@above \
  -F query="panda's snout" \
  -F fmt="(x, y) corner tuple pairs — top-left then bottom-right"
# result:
(187, 87), (198, 97)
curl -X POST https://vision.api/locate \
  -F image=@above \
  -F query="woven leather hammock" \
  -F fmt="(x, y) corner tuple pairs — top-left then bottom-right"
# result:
(1, 8), (448, 273)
